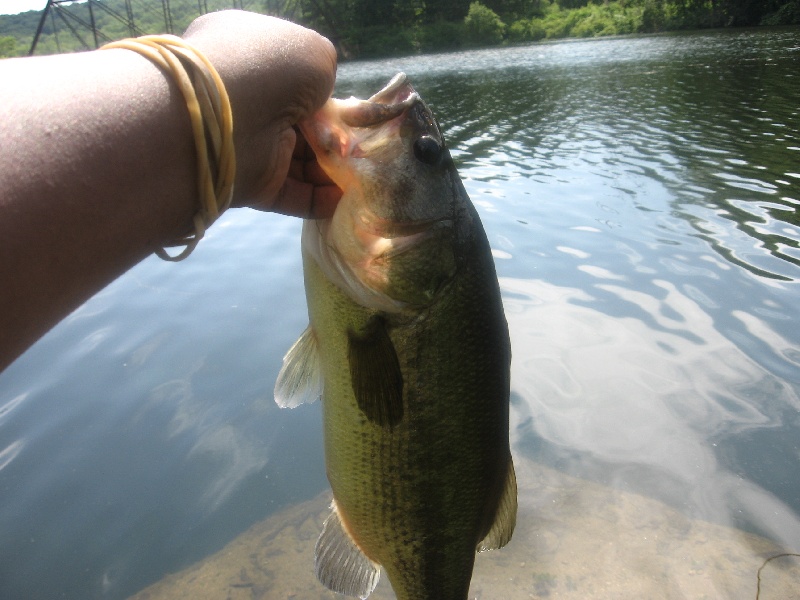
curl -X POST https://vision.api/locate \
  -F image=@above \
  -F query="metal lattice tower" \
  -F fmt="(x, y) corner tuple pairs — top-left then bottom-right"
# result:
(28, 0), (252, 56)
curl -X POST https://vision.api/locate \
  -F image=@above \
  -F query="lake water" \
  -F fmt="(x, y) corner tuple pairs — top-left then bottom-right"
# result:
(1, 27), (799, 599)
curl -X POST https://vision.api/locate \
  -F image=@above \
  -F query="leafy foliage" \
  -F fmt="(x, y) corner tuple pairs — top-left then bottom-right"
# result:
(0, 35), (16, 57)
(464, 1), (505, 45)
(0, 0), (798, 59)
(761, 0), (800, 25)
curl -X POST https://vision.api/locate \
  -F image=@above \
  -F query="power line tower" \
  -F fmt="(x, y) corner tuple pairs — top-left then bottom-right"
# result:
(28, 0), (256, 56)
(30, 0), (142, 55)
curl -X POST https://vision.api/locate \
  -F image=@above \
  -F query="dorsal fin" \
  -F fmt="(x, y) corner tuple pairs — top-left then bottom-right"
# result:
(274, 326), (323, 408)
(315, 500), (381, 598)
(347, 316), (404, 427)
(478, 459), (517, 552)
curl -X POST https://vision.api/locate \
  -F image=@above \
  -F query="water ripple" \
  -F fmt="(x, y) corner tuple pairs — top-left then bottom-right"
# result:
(1, 28), (798, 600)
(503, 275), (800, 544)
(0, 393), (26, 424)
(346, 28), (800, 282)
(0, 440), (23, 472)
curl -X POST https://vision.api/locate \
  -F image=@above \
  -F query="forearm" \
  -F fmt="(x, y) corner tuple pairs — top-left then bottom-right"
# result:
(0, 12), (337, 372)
(0, 49), (198, 370)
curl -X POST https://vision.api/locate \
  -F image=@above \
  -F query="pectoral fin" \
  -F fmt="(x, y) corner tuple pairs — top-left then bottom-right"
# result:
(274, 326), (323, 408)
(477, 459), (517, 552)
(315, 500), (381, 599)
(347, 316), (404, 428)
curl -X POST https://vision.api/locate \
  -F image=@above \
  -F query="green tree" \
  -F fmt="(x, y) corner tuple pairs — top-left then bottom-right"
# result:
(761, 0), (800, 24)
(293, 0), (351, 47)
(464, 1), (506, 44)
(641, 0), (666, 31)
(557, 0), (591, 9)
(3, 0), (800, 60)
(424, 0), (472, 22)
(350, 0), (382, 28)
(0, 35), (16, 57)
(481, 0), (539, 19)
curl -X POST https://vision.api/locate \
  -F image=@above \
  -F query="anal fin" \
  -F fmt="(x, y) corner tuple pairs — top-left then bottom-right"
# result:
(478, 459), (517, 552)
(274, 326), (323, 408)
(315, 500), (381, 599)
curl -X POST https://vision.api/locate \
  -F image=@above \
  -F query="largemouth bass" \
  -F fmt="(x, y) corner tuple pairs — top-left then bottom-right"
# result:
(274, 73), (516, 600)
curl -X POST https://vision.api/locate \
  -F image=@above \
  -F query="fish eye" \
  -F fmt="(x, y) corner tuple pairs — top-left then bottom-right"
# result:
(413, 135), (442, 166)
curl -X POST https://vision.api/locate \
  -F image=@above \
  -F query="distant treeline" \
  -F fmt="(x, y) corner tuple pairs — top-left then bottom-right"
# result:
(0, 0), (254, 57)
(1, 0), (799, 59)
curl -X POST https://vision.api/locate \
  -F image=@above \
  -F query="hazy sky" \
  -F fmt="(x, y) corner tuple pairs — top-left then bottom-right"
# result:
(1, 0), (49, 15)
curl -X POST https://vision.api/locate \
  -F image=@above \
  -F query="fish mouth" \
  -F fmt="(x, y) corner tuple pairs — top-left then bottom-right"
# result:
(368, 73), (416, 105)
(340, 73), (420, 129)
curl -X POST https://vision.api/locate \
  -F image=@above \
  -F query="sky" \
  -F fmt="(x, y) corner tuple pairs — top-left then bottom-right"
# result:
(1, 0), (50, 15)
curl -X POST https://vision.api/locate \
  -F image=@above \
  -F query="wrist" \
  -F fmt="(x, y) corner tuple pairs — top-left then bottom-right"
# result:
(102, 35), (236, 261)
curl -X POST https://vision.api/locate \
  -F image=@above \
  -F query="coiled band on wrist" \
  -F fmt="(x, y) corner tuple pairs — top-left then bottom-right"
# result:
(102, 34), (236, 261)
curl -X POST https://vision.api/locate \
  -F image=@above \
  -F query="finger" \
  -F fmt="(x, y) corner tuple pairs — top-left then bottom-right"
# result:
(309, 184), (342, 219)
(265, 176), (341, 219)
(291, 128), (335, 186)
(289, 154), (332, 187)
(257, 125), (297, 210)
(304, 156), (334, 186)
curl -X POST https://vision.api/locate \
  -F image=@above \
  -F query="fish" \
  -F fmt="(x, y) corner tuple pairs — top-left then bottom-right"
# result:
(274, 73), (516, 600)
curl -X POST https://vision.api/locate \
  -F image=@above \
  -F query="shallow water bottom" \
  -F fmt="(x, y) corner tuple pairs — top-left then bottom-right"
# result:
(129, 456), (799, 600)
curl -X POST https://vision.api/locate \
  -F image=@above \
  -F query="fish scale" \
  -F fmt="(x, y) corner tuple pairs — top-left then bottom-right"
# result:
(275, 73), (516, 600)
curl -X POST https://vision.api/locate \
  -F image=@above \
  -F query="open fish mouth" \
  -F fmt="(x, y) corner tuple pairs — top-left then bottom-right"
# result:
(340, 73), (420, 129)
(368, 73), (416, 105)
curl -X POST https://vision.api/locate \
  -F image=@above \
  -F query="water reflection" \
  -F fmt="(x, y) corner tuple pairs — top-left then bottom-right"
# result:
(504, 276), (800, 546)
(340, 29), (800, 281)
(1, 28), (799, 600)
(337, 24), (800, 554)
(0, 213), (329, 599)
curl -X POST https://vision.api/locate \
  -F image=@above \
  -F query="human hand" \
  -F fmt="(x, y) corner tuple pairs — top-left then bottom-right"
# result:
(183, 11), (341, 219)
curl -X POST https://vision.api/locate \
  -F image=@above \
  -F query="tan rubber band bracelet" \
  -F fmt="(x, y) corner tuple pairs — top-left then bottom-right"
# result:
(102, 34), (236, 261)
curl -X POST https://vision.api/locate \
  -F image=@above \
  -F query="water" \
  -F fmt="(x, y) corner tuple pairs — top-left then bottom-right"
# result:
(1, 28), (799, 599)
